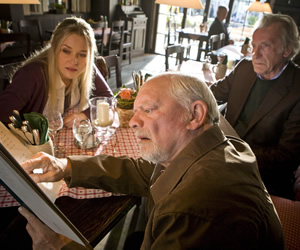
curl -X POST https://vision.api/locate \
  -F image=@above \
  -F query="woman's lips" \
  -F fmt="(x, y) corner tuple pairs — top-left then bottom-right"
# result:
(66, 67), (78, 72)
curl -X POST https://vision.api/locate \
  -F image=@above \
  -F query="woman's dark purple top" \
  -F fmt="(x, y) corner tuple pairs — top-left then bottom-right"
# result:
(0, 62), (113, 124)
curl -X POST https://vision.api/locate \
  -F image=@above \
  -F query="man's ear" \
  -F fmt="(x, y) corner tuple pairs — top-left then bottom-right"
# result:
(186, 100), (208, 130)
(283, 47), (292, 59)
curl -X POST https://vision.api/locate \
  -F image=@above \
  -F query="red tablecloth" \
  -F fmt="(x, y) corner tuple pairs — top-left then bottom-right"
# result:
(0, 125), (140, 208)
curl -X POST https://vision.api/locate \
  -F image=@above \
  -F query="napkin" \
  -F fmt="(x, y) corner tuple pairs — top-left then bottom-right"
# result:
(23, 112), (49, 145)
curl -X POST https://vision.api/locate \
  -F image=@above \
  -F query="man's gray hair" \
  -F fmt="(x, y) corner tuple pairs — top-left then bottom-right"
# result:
(151, 73), (220, 125)
(254, 13), (300, 60)
(218, 5), (228, 12)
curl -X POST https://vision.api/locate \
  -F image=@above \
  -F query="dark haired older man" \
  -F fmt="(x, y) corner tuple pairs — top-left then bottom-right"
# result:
(210, 13), (300, 199)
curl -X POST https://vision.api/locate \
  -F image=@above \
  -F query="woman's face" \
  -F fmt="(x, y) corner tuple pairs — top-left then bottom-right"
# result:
(57, 34), (88, 86)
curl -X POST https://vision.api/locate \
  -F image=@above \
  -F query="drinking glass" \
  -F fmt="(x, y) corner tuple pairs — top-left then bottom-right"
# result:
(89, 97), (116, 141)
(73, 118), (92, 152)
(46, 111), (64, 155)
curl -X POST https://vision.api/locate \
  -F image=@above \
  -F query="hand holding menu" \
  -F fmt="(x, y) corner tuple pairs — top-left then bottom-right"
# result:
(0, 122), (91, 249)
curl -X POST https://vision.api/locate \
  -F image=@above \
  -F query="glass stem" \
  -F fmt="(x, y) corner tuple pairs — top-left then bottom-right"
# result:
(81, 138), (85, 153)
(53, 131), (58, 150)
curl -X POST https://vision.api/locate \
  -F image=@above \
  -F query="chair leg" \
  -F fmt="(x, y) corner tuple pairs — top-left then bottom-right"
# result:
(186, 45), (191, 60)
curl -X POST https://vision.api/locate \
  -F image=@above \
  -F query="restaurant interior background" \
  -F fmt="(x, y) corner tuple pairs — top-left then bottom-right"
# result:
(1, 1), (300, 250)
(155, 0), (271, 59)
(1, 0), (300, 62)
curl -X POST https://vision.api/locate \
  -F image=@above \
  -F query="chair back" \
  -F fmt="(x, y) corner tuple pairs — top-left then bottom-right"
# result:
(209, 34), (220, 51)
(95, 55), (108, 80)
(271, 195), (300, 250)
(94, 22), (106, 55)
(0, 33), (31, 64)
(107, 20), (125, 59)
(166, 15), (177, 46)
(96, 55), (122, 89)
(219, 33), (226, 48)
(18, 19), (44, 50)
(0, 61), (22, 92)
(122, 20), (134, 64)
(165, 44), (184, 71)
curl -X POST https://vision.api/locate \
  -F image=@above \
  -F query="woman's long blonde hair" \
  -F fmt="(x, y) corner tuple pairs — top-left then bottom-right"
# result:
(18, 16), (97, 111)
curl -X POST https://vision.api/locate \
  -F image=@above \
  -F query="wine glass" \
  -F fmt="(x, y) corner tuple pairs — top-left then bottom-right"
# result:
(89, 97), (116, 142)
(73, 118), (92, 152)
(46, 111), (64, 155)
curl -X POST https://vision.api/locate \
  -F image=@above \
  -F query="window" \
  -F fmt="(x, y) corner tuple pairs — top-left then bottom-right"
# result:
(155, 4), (183, 54)
(154, 1), (266, 57)
(229, 0), (264, 43)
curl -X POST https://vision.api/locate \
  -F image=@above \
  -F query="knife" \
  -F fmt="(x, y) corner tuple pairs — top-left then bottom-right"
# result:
(22, 120), (33, 134)
(12, 110), (22, 125)
(9, 115), (22, 129)
(32, 129), (40, 145)
(132, 71), (138, 91)
(22, 120), (36, 144)
(8, 123), (30, 143)
(21, 125), (35, 145)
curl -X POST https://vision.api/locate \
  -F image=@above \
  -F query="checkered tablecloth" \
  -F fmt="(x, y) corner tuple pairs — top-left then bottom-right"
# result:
(0, 123), (140, 207)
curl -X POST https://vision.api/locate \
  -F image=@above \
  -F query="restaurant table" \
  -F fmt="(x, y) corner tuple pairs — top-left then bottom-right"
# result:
(177, 29), (209, 61)
(0, 112), (141, 248)
(214, 44), (244, 62)
(178, 60), (216, 83)
(93, 27), (111, 47)
(167, 60), (216, 84)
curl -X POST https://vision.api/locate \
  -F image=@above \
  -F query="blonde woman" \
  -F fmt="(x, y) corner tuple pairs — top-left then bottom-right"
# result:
(0, 16), (112, 128)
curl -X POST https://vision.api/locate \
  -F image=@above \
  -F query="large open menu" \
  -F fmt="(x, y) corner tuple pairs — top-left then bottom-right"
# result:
(0, 122), (92, 249)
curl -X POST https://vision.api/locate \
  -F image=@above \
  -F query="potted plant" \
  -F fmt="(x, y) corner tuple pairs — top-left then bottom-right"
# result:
(55, 3), (66, 14)
(115, 87), (137, 128)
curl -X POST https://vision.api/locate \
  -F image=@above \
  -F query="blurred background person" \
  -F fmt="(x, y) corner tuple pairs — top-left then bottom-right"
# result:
(208, 5), (234, 45)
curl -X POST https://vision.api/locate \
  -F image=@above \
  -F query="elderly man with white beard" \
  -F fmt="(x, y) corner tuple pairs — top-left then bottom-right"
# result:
(20, 73), (284, 250)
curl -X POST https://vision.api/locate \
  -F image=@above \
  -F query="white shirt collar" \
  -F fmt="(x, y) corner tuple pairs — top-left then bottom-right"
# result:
(257, 62), (289, 80)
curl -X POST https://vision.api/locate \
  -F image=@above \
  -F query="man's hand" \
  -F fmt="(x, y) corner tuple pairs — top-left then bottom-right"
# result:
(18, 206), (71, 250)
(21, 152), (71, 183)
(63, 112), (88, 129)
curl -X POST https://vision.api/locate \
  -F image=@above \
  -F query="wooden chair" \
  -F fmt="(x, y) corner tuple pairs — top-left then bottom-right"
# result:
(165, 44), (184, 71)
(96, 55), (122, 89)
(0, 61), (23, 92)
(94, 22), (106, 56)
(122, 20), (134, 64)
(104, 55), (122, 89)
(207, 34), (220, 64)
(164, 15), (177, 46)
(18, 19), (44, 52)
(177, 32), (192, 61)
(209, 34), (220, 51)
(0, 33), (31, 64)
(197, 35), (210, 61)
(104, 21), (125, 63)
(219, 33), (226, 48)
(271, 195), (300, 250)
(95, 56), (108, 80)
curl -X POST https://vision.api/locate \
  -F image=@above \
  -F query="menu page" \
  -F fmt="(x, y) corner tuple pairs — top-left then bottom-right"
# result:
(0, 122), (33, 163)
(0, 122), (90, 247)
(0, 122), (63, 202)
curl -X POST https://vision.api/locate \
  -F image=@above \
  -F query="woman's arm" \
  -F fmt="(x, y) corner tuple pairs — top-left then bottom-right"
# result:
(0, 63), (47, 125)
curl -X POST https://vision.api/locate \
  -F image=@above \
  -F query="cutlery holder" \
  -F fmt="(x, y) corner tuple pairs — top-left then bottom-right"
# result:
(26, 138), (54, 156)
